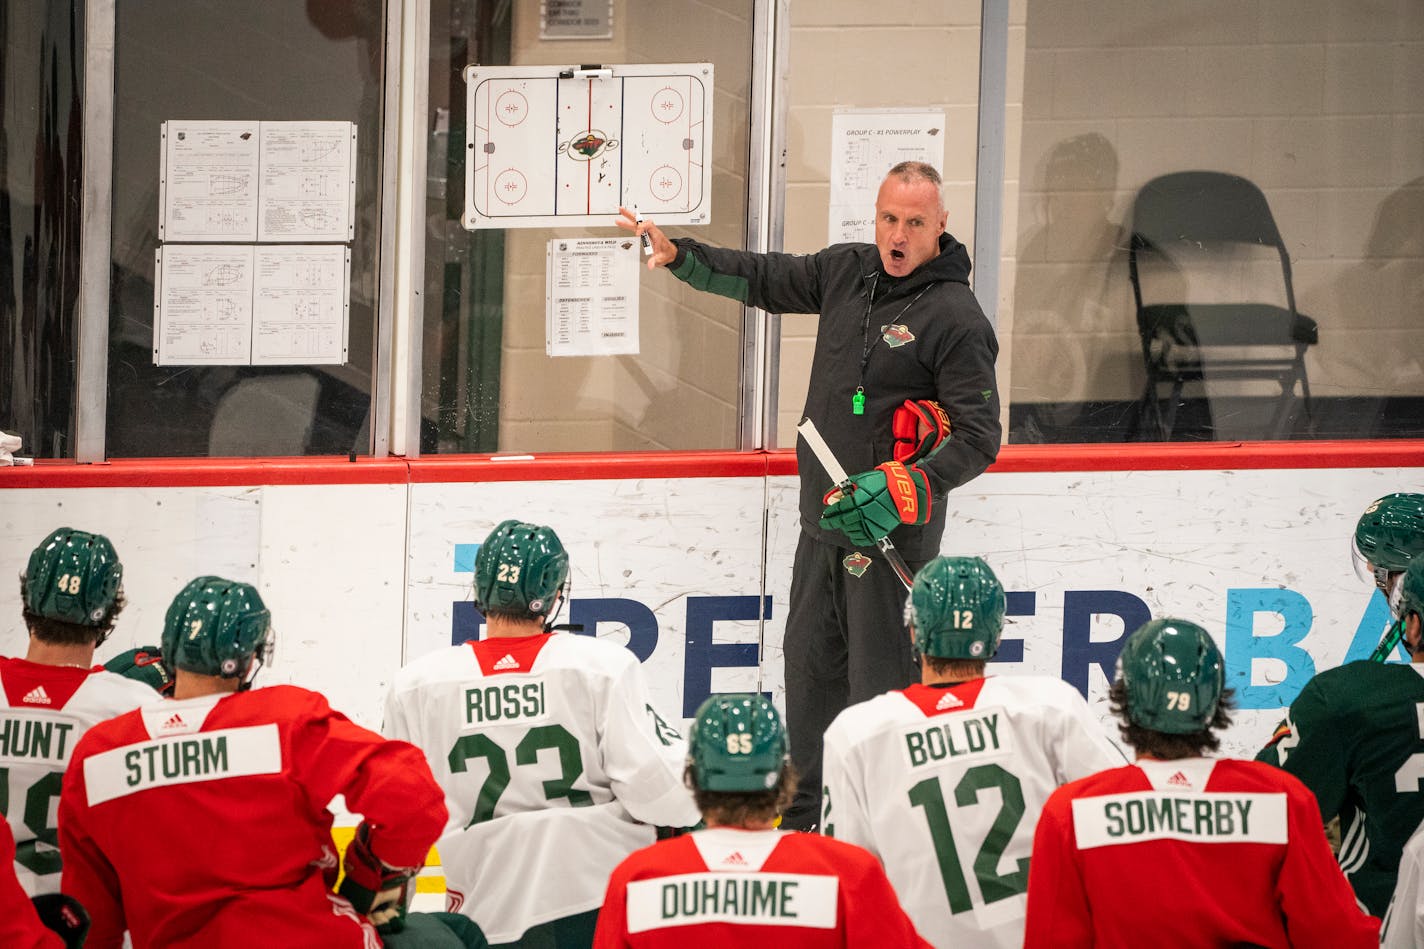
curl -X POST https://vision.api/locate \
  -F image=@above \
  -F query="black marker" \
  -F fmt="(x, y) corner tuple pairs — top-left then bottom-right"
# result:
(635, 208), (652, 256)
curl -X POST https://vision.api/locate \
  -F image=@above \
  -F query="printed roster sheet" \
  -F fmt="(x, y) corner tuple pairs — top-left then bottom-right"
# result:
(546, 237), (640, 356)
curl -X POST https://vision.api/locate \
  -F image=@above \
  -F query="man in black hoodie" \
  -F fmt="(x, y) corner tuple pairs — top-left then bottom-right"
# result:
(618, 161), (1001, 830)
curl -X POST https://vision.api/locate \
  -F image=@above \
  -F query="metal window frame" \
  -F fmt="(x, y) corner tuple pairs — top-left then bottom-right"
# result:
(974, 0), (1008, 330)
(78, 0), (403, 461)
(740, 0), (789, 451)
(77, 0), (116, 463)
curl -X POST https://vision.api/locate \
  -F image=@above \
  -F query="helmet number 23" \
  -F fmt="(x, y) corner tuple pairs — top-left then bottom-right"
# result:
(496, 564), (522, 583)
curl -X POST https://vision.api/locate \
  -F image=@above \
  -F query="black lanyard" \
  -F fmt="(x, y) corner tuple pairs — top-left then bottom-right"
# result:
(855, 274), (930, 416)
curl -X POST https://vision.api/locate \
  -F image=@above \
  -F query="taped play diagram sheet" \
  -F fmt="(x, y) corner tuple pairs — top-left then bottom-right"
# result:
(155, 245), (350, 366)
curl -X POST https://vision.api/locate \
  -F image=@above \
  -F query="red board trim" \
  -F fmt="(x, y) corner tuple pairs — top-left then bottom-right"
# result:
(1, 441), (1420, 489)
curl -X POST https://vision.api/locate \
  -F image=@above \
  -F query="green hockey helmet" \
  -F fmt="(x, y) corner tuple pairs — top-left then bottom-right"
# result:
(906, 556), (1006, 660)
(1401, 558), (1424, 625)
(1118, 618), (1224, 734)
(1354, 493), (1424, 591)
(473, 520), (569, 621)
(687, 693), (787, 792)
(23, 527), (124, 629)
(161, 576), (273, 685)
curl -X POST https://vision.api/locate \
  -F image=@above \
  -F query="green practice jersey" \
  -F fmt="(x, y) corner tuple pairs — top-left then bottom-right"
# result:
(1257, 661), (1424, 916)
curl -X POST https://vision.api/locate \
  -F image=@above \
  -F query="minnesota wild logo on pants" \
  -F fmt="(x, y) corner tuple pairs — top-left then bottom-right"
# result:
(843, 552), (872, 577)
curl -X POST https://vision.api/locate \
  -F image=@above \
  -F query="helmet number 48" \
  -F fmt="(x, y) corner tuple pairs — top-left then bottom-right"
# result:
(56, 574), (82, 595)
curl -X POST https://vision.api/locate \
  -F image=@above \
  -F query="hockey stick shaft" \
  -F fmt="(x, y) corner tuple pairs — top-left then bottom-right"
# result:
(797, 418), (916, 593)
(1370, 616), (1406, 663)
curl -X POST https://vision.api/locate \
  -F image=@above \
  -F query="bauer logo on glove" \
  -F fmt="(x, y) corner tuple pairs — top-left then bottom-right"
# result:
(819, 461), (933, 548)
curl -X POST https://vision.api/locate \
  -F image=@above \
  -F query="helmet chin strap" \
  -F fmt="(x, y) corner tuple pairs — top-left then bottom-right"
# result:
(542, 582), (582, 633)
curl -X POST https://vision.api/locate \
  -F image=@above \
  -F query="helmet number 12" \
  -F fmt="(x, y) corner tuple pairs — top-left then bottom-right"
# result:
(953, 610), (974, 629)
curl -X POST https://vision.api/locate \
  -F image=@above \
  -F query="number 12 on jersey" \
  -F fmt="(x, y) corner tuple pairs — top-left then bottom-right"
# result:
(908, 763), (1028, 914)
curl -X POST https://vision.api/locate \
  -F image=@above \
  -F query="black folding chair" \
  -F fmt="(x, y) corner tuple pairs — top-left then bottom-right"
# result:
(1128, 171), (1317, 440)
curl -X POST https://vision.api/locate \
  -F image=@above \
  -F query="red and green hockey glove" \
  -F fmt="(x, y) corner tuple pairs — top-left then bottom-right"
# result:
(891, 399), (952, 465)
(819, 461), (932, 548)
(338, 822), (420, 931)
(104, 646), (175, 696)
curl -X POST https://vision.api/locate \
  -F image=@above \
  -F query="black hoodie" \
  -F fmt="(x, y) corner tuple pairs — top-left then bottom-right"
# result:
(670, 232), (1002, 559)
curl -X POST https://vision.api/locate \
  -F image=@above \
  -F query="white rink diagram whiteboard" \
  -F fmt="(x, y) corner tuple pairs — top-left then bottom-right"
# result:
(463, 63), (712, 229)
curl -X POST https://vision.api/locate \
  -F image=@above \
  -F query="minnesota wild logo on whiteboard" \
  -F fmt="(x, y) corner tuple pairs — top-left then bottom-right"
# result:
(464, 63), (713, 230)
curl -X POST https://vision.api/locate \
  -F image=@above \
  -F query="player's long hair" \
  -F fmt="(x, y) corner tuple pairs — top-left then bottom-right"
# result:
(686, 762), (798, 828)
(1109, 679), (1236, 759)
(19, 576), (125, 648)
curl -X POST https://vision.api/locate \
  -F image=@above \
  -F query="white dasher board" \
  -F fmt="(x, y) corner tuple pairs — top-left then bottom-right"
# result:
(463, 63), (712, 230)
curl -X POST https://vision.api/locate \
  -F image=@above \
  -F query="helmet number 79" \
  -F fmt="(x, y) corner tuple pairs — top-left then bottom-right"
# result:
(1166, 692), (1191, 711)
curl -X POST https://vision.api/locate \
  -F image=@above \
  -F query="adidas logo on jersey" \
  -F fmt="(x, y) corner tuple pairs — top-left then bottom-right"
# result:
(161, 713), (187, 731)
(1166, 770), (1192, 789)
(493, 654), (520, 671)
(22, 685), (52, 706)
(721, 851), (749, 867)
(935, 692), (963, 710)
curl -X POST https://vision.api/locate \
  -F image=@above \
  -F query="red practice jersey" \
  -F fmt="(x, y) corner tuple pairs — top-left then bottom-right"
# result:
(58, 684), (447, 949)
(1024, 757), (1379, 948)
(0, 819), (61, 949)
(593, 827), (931, 948)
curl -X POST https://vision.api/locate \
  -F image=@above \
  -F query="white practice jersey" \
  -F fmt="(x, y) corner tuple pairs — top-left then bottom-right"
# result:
(821, 675), (1123, 949)
(0, 656), (159, 895)
(1383, 820), (1424, 949)
(385, 632), (699, 943)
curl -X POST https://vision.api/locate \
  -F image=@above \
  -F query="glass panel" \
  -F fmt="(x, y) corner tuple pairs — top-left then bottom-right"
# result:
(1, 3), (82, 459)
(423, 0), (755, 453)
(772, 4), (987, 448)
(105, 0), (384, 457)
(1007, 0), (1424, 443)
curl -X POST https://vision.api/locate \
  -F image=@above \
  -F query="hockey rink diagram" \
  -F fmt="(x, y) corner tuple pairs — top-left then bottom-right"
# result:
(463, 64), (713, 229)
